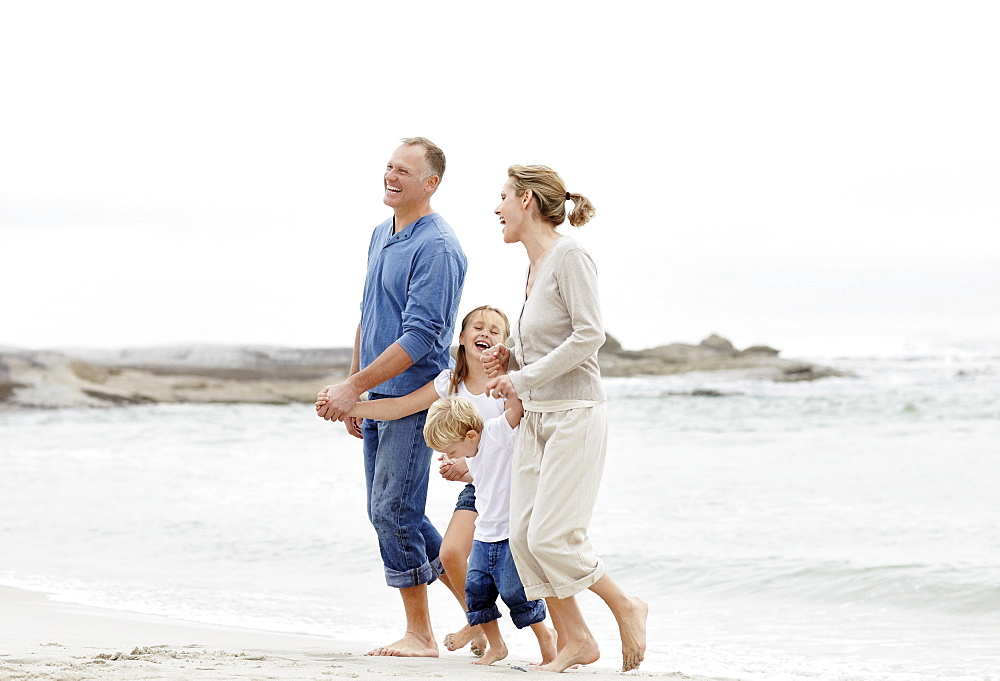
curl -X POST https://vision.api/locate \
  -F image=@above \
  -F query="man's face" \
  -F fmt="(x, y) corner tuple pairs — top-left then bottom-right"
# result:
(383, 144), (435, 210)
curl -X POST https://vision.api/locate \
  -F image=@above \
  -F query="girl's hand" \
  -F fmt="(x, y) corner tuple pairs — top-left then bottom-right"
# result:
(315, 388), (330, 413)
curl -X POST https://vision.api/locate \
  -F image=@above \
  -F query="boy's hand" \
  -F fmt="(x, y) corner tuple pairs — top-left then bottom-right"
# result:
(481, 343), (509, 378)
(438, 454), (470, 481)
(485, 374), (517, 401)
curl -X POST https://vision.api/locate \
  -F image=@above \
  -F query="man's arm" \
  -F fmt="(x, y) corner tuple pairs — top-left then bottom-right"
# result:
(318, 332), (414, 423)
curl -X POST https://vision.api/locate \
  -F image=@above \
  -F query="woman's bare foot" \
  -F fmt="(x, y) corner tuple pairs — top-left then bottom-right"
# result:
(472, 642), (508, 666)
(618, 597), (648, 672)
(537, 636), (599, 673)
(443, 624), (487, 657)
(536, 626), (558, 665)
(366, 631), (439, 657)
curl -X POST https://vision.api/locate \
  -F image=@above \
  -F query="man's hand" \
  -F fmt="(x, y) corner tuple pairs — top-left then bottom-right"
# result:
(316, 380), (361, 422)
(482, 343), (510, 378)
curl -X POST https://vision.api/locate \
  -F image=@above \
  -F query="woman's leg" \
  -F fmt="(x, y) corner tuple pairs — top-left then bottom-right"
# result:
(439, 508), (487, 656)
(537, 595), (600, 672)
(588, 573), (648, 672)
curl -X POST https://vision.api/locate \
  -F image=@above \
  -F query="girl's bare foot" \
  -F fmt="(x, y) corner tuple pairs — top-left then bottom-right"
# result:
(443, 625), (487, 657)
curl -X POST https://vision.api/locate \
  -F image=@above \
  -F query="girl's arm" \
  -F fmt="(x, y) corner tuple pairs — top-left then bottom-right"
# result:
(347, 380), (440, 421)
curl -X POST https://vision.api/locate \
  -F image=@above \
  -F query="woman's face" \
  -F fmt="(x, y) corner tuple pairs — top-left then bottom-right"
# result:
(494, 179), (526, 244)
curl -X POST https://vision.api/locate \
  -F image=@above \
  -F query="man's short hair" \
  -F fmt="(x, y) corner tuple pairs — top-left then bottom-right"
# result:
(423, 396), (483, 451)
(400, 136), (446, 184)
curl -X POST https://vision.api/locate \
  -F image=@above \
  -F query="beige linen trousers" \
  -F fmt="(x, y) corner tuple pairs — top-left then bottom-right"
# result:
(509, 401), (608, 600)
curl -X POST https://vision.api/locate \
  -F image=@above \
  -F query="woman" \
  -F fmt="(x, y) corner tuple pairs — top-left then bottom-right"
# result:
(483, 165), (647, 673)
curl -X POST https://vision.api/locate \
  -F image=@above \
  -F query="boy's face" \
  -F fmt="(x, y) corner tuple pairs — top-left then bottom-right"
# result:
(439, 430), (479, 459)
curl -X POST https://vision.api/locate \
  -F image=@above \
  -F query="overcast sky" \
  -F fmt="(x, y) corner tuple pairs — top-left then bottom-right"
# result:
(2, 1), (998, 357)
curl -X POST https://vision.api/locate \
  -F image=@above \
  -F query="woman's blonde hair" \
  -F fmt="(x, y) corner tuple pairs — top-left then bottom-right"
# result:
(507, 164), (596, 228)
(423, 396), (484, 452)
(450, 305), (510, 395)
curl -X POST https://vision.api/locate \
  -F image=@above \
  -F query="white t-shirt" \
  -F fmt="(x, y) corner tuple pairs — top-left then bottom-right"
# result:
(466, 415), (517, 542)
(433, 370), (505, 420)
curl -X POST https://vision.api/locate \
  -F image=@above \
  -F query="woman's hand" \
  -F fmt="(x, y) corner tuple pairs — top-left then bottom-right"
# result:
(482, 343), (510, 378)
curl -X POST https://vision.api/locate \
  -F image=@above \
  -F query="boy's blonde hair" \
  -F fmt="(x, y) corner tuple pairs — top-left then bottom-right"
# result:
(423, 396), (484, 451)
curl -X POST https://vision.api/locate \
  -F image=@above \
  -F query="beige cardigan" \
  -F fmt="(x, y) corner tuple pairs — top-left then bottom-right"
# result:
(508, 236), (607, 404)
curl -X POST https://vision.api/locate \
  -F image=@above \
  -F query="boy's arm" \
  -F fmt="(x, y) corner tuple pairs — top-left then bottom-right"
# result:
(347, 381), (440, 421)
(503, 396), (524, 429)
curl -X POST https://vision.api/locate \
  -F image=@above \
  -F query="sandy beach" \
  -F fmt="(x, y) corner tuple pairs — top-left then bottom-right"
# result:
(0, 587), (681, 680)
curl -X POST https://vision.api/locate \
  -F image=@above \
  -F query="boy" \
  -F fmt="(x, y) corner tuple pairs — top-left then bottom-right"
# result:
(423, 396), (557, 666)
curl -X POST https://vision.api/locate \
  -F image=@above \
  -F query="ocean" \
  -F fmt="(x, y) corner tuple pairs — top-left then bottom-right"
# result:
(1, 339), (998, 680)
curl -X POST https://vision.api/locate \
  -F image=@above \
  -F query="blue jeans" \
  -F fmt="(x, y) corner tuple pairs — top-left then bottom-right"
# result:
(454, 483), (477, 512)
(465, 539), (546, 628)
(362, 395), (443, 588)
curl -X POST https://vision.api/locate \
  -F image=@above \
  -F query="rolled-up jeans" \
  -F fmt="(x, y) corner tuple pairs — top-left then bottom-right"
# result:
(362, 394), (443, 588)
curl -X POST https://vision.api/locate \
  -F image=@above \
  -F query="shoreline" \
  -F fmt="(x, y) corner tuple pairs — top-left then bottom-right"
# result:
(0, 586), (676, 680)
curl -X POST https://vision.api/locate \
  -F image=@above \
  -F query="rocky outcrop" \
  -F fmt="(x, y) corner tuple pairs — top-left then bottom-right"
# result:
(599, 333), (846, 381)
(1, 334), (846, 410)
(0, 346), (352, 410)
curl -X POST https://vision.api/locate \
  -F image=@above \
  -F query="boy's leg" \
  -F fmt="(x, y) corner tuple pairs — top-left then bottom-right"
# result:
(464, 541), (502, 627)
(471, 620), (507, 666)
(496, 539), (547, 630)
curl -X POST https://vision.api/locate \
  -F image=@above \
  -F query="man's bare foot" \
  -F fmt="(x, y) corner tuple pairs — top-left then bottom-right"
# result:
(366, 632), (439, 657)
(472, 642), (508, 666)
(618, 597), (648, 672)
(443, 625), (487, 657)
(537, 637), (599, 673)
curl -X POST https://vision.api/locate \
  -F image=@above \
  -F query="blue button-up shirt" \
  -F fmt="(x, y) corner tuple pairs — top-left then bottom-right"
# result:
(359, 212), (467, 396)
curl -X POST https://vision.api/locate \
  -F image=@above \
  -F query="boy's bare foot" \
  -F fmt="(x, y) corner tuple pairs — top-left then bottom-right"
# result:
(443, 625), (487, 657)
(618, 597), (648, 672)
(472, 642), (508, 666)
(537, 637), (599, 673)
(366, 632), (439, 657)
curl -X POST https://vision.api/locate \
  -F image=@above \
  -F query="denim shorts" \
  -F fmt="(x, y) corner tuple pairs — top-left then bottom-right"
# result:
(362, 394), (444, 588)
(454, 484), (477, 513)
(465, 538), (546, 629)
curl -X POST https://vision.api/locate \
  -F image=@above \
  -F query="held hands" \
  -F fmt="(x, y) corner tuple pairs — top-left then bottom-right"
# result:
(481, 343), (509, 378)
(438, 454), (470, 482)
(315, 383), (363, 439)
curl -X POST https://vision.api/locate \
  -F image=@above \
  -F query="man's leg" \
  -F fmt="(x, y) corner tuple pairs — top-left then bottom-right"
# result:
(362, 405), (441, 656)
(366, 584), (438, 657)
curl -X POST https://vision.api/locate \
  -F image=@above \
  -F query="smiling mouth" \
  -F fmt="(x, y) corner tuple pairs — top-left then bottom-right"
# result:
(386, 185), (402, 194)
(474, 341), (491, 350)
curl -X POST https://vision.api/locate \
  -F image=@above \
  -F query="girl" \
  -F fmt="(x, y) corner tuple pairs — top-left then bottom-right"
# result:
(317, 305), (510, 657)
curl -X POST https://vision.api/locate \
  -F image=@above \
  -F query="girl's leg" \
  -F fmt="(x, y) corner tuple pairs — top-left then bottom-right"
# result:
(439, 509), (487, 656)
(538, 595), (600, 673)
(589, 573), (648, 672)
(471, 620), (507, 666)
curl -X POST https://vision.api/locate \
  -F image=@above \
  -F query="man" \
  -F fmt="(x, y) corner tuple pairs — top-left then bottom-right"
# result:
(318, 137), (467, 657)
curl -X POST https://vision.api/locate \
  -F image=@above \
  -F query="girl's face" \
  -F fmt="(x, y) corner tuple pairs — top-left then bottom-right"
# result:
(494, 179), (526, 244)
(460, 310), (507, 359)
